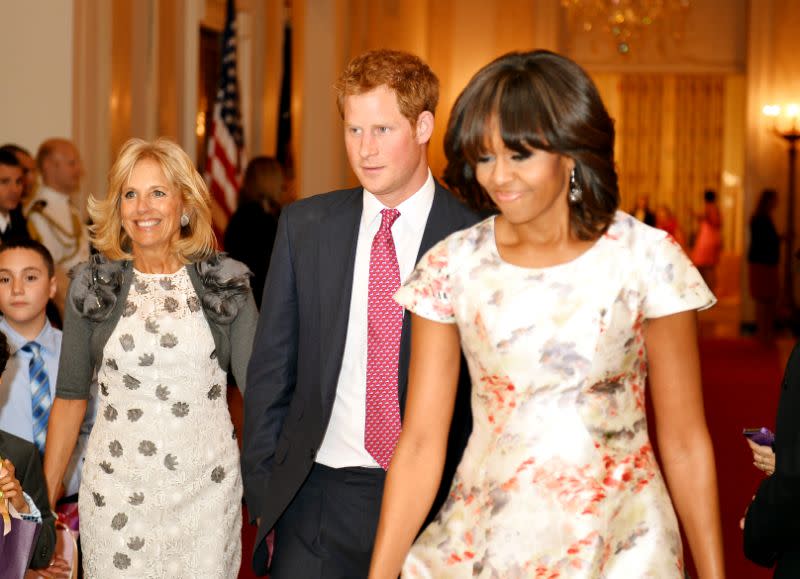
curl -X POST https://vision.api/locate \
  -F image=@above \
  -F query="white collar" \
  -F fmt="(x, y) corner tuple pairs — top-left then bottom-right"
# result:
(361, 170), (435, 233)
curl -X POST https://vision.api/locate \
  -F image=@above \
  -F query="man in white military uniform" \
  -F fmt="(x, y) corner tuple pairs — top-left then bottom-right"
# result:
(26, 138), (90, 315)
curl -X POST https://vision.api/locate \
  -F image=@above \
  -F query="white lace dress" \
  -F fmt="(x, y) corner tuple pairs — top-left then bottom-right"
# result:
(78, 268), (242, 578)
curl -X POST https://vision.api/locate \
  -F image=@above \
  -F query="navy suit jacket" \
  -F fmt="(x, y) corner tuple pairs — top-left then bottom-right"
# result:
(242, 181), (479, 574)
(0, 429), (56, 569)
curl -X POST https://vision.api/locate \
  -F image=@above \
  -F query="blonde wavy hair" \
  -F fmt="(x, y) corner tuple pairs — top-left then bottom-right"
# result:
(89, 138), (216, 262)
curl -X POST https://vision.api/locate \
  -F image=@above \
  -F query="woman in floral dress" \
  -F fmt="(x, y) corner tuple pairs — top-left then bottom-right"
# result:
(43, 138), (257, 577)
(369, 51), (725, 578)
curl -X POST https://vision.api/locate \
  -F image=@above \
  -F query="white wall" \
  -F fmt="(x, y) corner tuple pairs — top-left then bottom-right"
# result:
(0, 0), (74, 152)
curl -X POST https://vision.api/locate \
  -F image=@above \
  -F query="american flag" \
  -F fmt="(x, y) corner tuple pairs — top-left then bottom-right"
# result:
(205, 0), (244, 220)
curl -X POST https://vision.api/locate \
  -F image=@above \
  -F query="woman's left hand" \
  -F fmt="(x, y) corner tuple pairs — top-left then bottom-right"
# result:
(747, 438), (775, 475)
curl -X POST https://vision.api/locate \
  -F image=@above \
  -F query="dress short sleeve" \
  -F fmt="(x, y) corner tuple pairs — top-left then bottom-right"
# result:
(644, 234), (716, 318)
(394, 238), (456, 324)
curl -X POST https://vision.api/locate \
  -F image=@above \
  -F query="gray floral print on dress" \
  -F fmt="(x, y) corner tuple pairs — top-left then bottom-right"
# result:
(133, 278), (148, 293)
(138, 353), (154, 366)
(127, 408), (143, 422)
(127, 537), (145, 551)
(99, 461), (114, 474)
(92, 492), (105, 507)
(207, 384), (222, 400)
(172, 402), (189, 417)
(155, 385), (170, 400)
(164, 454), (178, 470)
(119, 334), (135, 352)
(113, 553), (131, 570)
(211, 466), (226, 483)
(160, 333), (178, 348)
(138, 441), (157, 456)
(159, 278), (175, 290)
(145, 318), (160, 334)
(187, 295), (201, 312)
(100, 383), (109, 396)
(104, 405), (117, 421)
(123, 374), (141, 389)
(128, 492), (144, 506)
(105, 358), (118, 370)
(122, 300), (137, 317)
(109, 440), (123, 457)
(163, 296), (179, 313)
(111, 512), (128, 530)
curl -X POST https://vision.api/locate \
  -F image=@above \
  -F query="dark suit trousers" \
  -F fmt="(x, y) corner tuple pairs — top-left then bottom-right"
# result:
(271, 463), (386, 579)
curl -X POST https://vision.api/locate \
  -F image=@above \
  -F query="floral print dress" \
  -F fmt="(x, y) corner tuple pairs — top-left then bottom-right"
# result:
(394, 212), (714, 578)
(78, 268), (242, 578)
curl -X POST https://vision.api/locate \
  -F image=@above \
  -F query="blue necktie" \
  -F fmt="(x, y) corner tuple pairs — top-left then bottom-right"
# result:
(22, 342), (51, 455)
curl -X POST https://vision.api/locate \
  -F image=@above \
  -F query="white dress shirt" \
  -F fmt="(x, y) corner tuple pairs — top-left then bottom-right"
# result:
(316, 172), (436, 468)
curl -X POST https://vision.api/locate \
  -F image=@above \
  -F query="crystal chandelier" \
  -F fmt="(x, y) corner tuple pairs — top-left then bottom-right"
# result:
(560, 0), (691, 54)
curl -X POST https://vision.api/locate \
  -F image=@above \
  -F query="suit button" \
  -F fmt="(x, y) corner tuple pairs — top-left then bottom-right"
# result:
(309, 448), (316, 460)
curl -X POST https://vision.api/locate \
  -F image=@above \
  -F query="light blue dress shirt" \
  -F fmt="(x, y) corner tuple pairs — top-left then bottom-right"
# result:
(0, 318), (96, 496)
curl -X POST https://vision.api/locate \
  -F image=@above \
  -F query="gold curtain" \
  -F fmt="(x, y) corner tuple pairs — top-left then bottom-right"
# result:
(673, 75), (725, 245)
(615, 73), (726, 246)
(617, 75), (665, 212)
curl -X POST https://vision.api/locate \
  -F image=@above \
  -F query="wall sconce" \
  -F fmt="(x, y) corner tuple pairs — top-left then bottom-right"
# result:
(762, 103), (800, 325)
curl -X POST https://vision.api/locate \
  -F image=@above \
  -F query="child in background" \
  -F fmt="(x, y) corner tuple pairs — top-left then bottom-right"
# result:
(0, 326), (58, 571)
(0, 239), (95, 527)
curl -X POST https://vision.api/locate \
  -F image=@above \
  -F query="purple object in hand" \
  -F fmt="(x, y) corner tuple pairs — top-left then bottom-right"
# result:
(743, 427), (775, 447)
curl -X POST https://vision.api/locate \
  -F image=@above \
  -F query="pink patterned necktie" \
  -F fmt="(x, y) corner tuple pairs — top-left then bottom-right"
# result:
(365, 208), (403, 470)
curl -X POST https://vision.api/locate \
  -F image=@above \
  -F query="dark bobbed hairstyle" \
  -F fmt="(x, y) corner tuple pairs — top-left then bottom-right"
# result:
(443, 50), (619, 240)
(0, 238), (56, 277)
(753, 188), (777, 217)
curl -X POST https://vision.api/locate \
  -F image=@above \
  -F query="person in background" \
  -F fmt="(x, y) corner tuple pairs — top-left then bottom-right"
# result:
(632, 192), (656, 226)
(0, 149), (30, 244)
(42, 137), (257, 577)
(224, 156), (285, 308)
(369, 49), (724, 578)
(690, 189), (723, 291)
(26, 138), (89, 317)
(747, 188), (780, 344)
(0, 143), (38, 204)
(0, 329), (58, 572)
(656, 203), (685, 247)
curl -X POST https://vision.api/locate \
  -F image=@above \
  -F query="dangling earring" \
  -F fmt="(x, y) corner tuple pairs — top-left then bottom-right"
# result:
(568, 168), (583, 203)
(180, 213), (190, 228)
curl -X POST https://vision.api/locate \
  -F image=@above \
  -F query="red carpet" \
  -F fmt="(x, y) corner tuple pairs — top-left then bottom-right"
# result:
(698, 337), (785, 579)
(236, 337), (788, 578)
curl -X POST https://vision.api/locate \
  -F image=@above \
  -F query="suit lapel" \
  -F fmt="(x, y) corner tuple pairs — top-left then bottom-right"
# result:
(417, 181), (458, 261)
(317, 189), (363, 409)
